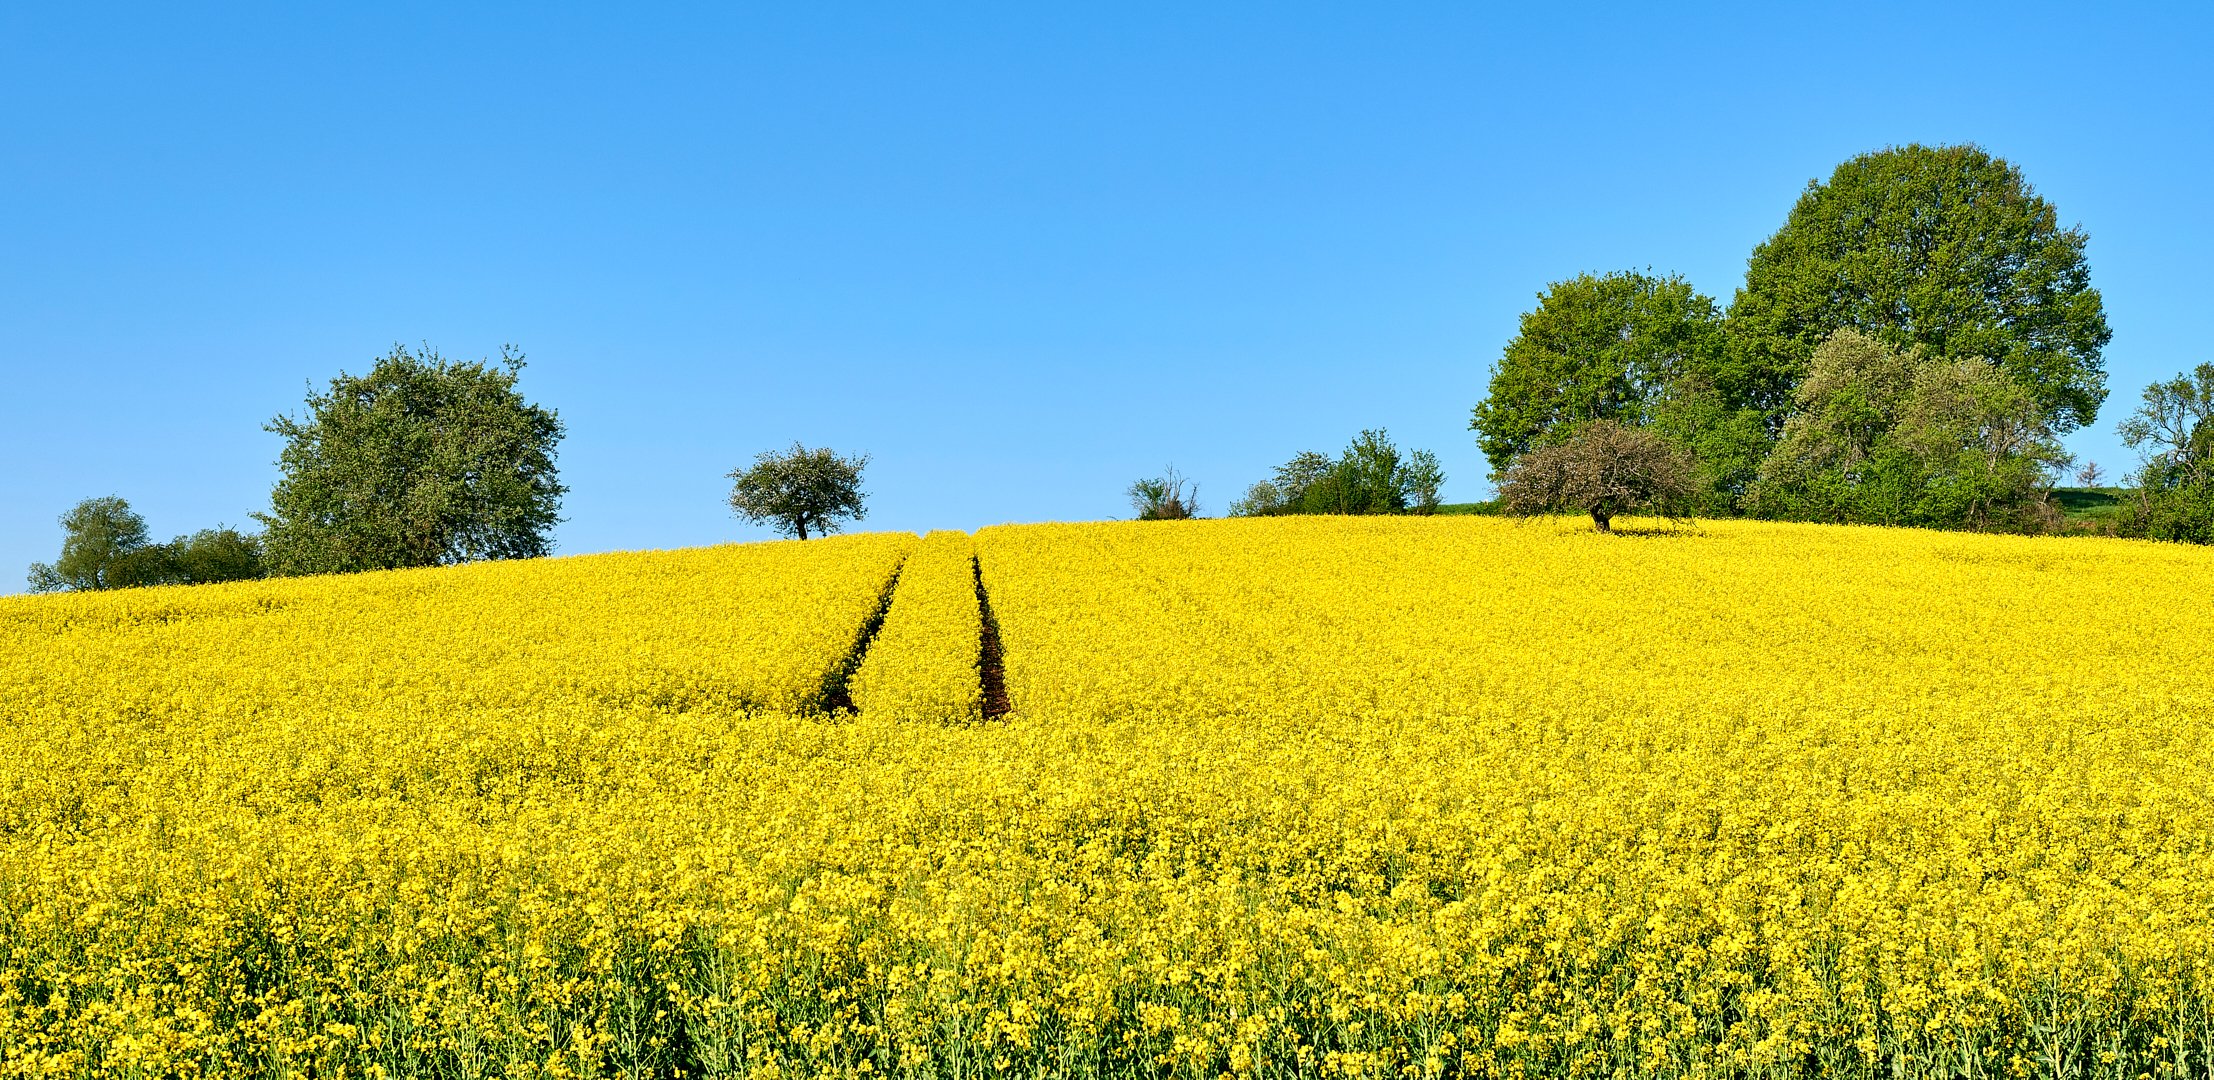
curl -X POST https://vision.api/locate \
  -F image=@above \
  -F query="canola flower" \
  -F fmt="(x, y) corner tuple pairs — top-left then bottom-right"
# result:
(847, 531), (983, 724)
(2, 516), (2211, 1078)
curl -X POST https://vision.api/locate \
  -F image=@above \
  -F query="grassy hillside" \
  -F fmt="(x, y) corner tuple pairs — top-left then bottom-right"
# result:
(1430, 499), (1502, 516)
(2053, 485), (2129, 522)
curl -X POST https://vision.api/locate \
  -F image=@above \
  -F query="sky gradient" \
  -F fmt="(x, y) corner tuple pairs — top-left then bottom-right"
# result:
(5, 3), (2209, 587)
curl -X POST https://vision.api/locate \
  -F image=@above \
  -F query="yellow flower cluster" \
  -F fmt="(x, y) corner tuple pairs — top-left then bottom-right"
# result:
(847, 530), (982, 724)
(0, 534), (913, 1075)
(969, 516), (2214, 1075)
(2, 516), (2211, 1078)
(0, 532), (912, 722)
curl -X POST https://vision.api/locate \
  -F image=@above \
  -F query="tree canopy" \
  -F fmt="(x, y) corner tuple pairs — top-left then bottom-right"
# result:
(1496, 420), (1699, 533)
(257, 345), (566, 575)
(2116, 363), (2214, 543)
(168, 527), (267, 586)
(27, 497), (164, 592)
(1728, 144), (2110, 434)
(728, 444), (869, 540)
(2118, 362), (2214, 490)
(1470, 271), (1731, 475)
(1745, 329), (2068, 531)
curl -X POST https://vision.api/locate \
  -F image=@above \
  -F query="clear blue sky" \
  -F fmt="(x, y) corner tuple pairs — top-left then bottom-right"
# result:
(5, 3), (2208, 586)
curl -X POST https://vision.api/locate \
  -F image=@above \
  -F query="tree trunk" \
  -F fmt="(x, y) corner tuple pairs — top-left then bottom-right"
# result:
(795, 520), (809, 540)
(1591, 510), (1612, 533)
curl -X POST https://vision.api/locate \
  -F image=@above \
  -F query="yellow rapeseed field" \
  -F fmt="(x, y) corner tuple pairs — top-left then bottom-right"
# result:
(3, 516), (2211, 1079)
(847, 531), (982, 724)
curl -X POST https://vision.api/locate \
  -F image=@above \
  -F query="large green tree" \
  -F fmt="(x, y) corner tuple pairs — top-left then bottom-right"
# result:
(1728, 144), (2111, 435)
(1469, 271), (1749, 462)
(1470, 270), (1764, 504)
(258, 345), (566, 575)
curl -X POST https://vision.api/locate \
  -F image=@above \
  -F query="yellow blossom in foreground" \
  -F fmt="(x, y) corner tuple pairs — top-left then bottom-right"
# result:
(0, 516), (2209, 1078)
(848, 530), (982, 724)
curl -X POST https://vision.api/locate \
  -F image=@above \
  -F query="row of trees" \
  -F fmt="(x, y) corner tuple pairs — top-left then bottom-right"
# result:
(31, 344), (895, 591)
(1122, 430), (1447, 522)
(1472, 143), (2211, 541)
(1230, 430), (1443, 517)
(32, 143), (2201, 584)
(27, 499), (264, 592)
(29, 345), (570, 593)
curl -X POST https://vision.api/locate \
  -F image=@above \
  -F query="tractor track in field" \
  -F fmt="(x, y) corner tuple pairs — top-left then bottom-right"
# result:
(973, 555), (1011, 719)
(816, 559), (903, 715)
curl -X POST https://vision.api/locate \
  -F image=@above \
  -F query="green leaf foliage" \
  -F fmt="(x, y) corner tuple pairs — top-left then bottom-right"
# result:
(26, 497), (163, 592)
(1470, 271), (1736, 474)
(1744, 330), (2069, 532)
(2115, 363), (2214, 543)
(257, 345), (566, 575)
(2118, 481), (2214, 544)
(1646, 390), (1774, 513)
(1729, 144), (2111, 435)
(167, 527), (267, 585)
(1471, 270), (1767, 508)
(1231, 430), (1442, 517)
(27, 498), (265, 592)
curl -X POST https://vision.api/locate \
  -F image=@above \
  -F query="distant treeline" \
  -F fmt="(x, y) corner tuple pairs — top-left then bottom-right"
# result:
(1230, 430), (1443, 517)
(1127, 429), (1446, 522)
(28, 498), (263, 592)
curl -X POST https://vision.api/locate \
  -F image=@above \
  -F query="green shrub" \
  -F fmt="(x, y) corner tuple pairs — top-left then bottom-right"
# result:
(1231, 430), (1442, 517)
(1743, 330), (2067, 532)
(2114, 363), (2214, 544)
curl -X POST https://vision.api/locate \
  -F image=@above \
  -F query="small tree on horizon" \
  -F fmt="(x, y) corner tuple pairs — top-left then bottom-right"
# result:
(728, 443), (870, 539)
(2117, 362), (2214, 489)
(1497, 420), (1699, 533)
(1128, 465), (1200, 520)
